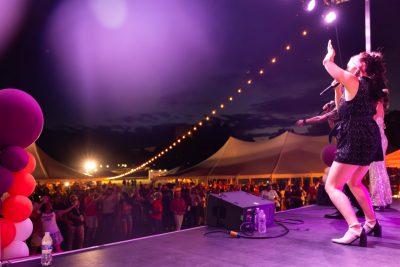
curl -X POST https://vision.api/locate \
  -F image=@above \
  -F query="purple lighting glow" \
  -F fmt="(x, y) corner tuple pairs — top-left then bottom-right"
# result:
(46, 0), (216, 123)
(0, 0), (29, 58)
(89, 0), (127, 29)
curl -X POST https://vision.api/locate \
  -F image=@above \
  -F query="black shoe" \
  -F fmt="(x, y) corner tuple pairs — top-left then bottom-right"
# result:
(355, 210), (365, 218)
(324, 211), (344, 219)
(363, 220), (382, 237)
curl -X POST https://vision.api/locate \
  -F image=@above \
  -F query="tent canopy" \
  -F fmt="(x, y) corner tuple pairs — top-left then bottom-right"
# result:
(386, 149), (400, 168)
(26, 144), (90, 180)
(165, 131), (330, 180)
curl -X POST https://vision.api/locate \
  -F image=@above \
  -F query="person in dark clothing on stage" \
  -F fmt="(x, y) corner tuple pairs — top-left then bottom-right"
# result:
(296, 98), (364, 219)
(321, 40), (386, 246)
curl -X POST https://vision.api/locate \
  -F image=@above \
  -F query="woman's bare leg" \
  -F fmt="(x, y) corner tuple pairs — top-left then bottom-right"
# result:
(325, 161), (360, 227)
(347, 166), (375, 221)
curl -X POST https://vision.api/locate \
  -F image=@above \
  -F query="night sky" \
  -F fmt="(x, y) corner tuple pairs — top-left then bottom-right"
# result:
(0, 0), (399, 171)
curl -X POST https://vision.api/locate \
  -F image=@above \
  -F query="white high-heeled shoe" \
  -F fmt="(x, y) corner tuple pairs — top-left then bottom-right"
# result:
(331, 223), (367, 247)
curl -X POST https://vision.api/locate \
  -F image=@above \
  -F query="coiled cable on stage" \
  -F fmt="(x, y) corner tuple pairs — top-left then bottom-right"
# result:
(203, 219), (302, 239)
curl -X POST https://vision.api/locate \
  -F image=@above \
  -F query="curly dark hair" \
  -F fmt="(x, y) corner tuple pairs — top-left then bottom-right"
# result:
(357, 51), (388, 102)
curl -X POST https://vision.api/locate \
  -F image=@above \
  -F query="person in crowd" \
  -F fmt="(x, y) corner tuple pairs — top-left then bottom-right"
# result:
(66, 195), (85, 250)
(290, 184), (304, 208)
(160, 185), (172, 231)
(284, 184), (292, 209)
(150, 192), (163, 234)
(170, 190), (186, 231)
(83, 189), (100, 244)
(131, 189), (144, 237)
(369, 89), (393, 211)
(197, 187), (207, 225)
(307, 182), (318, 205)
(119, 192), (133, 239)
(261, 184), (281, 211)
(189, 188), (201, 227)
(36, 196), (77, 252)
(322, 40), (385, 246)
(30, 195), (44, 255)
(99, 187), (118, 242)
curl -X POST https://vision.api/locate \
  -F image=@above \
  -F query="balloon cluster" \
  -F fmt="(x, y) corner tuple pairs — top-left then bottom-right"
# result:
(0, 89), (44, 260)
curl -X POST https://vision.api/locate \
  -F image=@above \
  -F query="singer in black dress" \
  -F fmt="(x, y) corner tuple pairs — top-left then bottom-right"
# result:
(322, 40), (386, 247)
(332, 77), (383, 166)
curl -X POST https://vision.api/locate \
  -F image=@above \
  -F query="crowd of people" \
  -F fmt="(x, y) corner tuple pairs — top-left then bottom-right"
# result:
(27, 178), (321, 254)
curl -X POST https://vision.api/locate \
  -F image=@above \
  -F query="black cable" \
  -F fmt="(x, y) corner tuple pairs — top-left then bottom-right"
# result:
(203, 218), (302, 239)
(274, 218), (304, 225)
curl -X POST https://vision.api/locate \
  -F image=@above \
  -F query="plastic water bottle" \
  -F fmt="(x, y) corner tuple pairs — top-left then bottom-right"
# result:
(258, 209), (267, 234)
(41, 232), (53, 266)
(254, 208), (260, 231)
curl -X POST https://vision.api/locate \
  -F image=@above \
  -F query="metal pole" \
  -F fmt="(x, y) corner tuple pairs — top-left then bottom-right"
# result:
(365, 0), (371, 52)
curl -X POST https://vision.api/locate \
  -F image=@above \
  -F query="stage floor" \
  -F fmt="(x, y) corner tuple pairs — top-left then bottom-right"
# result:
(5, 200), (400, 267)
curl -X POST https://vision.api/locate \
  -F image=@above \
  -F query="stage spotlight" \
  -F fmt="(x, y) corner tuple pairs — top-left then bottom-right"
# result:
(324, 10), (337, 23)
(304, 0), (317, 12)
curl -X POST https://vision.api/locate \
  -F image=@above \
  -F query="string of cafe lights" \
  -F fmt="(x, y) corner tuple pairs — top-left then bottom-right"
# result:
(106, 29), (311, 180)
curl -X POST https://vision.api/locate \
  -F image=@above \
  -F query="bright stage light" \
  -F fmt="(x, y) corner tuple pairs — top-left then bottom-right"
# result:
(304, 0), (316, 12)
(324, 10), (337, 23)
(84, 160), (97, 172)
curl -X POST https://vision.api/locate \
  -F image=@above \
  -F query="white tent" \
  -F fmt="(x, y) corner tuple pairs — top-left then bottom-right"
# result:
(164, 131), (330, 181)
(26, 144), (90, 181)
(386, 149), (400, 168)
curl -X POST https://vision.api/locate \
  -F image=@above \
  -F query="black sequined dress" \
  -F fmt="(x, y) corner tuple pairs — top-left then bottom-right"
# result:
(330, 77), (383, 166)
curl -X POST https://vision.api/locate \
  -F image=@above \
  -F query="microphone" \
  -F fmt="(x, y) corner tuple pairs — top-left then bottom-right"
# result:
(320, 81), (340, 96)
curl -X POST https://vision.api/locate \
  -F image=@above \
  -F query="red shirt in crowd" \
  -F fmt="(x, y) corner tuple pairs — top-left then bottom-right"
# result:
(170, 198), (186, 215)
(84, 196), (98, 217)
(151, 199), (163, 220)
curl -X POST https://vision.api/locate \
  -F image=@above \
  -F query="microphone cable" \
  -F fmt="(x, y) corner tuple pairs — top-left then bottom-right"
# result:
(203, 218), (303, 239)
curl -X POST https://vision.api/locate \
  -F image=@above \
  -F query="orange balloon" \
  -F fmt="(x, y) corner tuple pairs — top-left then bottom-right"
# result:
(2, 195), (33, 223)
(0, 218), (16, 248)
(21, 152), (36, 174)
(8, 172), (36, 196)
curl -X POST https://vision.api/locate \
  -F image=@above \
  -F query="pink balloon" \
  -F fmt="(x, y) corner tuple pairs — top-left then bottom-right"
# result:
(0, 89), (44, 149)
(1, 240), (29, 260)
(14, 218), (33, 242)
(321, 144), (337, 167)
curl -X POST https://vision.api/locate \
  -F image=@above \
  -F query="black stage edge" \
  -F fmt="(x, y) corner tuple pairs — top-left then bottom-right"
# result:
(3, 199), (400, 267)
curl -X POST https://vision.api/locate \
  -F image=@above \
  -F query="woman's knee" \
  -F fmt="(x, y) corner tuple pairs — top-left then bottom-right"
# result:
(325, 177), (345, 194)
(324, 183), (337, 195)
(347, 179), (361, 189)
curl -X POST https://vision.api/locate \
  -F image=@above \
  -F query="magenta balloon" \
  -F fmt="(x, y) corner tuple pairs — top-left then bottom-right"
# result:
(0, 146), (29, 172)
(321, 144), (337, 167)
(0, 165), (14, 194)
(0, 89), (44, 149)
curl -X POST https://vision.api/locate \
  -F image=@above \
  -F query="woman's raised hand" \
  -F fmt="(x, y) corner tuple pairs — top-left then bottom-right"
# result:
(323, 40), (336, 64)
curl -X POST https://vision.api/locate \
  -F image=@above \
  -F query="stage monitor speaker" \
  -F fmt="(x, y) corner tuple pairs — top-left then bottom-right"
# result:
(206, 191), (275, 231)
